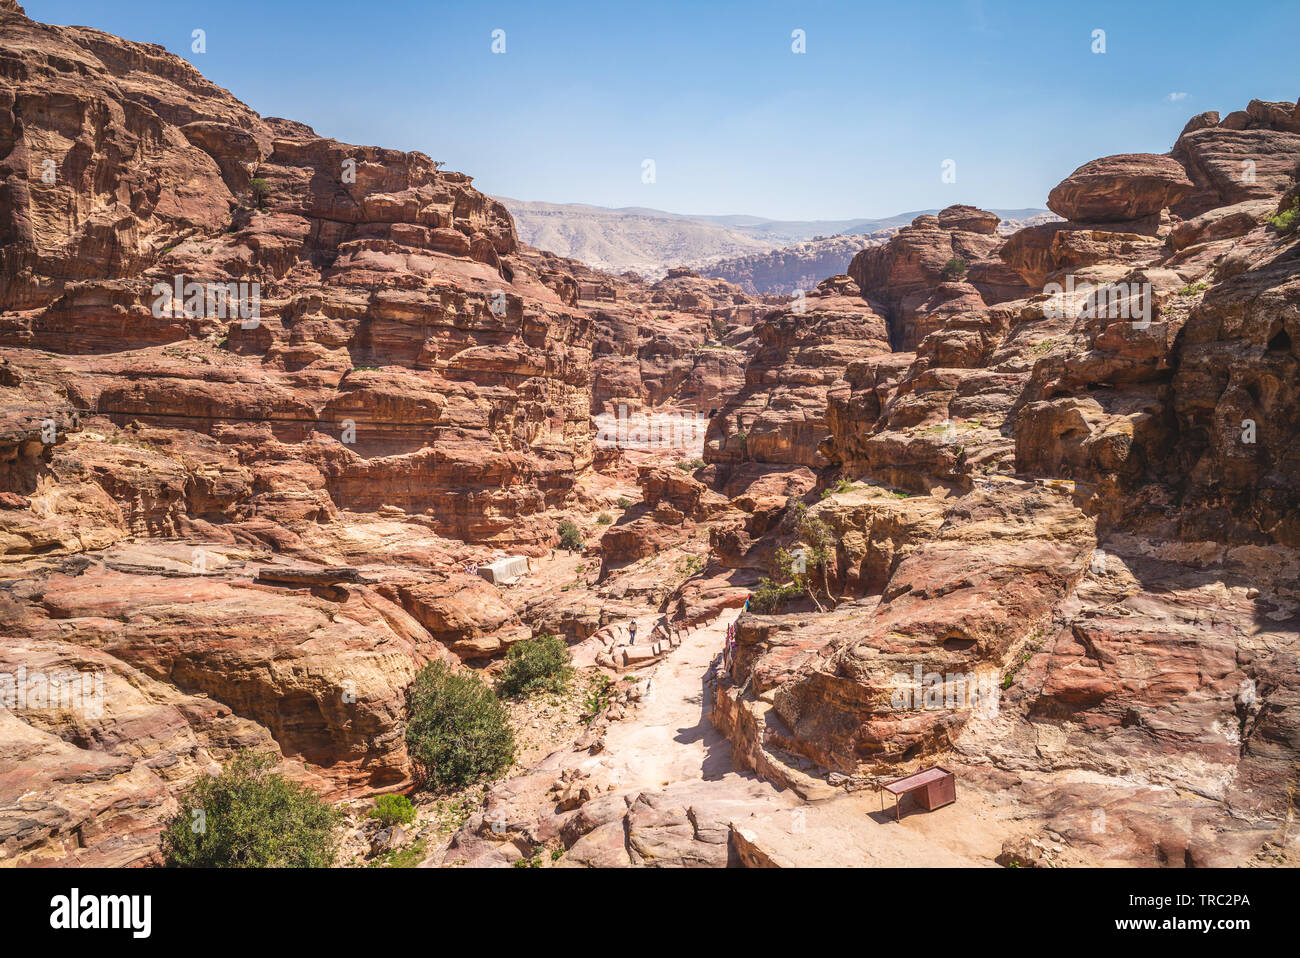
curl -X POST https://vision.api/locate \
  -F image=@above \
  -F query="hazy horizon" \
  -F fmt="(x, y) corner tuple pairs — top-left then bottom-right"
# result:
(493, 196), (1052, 223)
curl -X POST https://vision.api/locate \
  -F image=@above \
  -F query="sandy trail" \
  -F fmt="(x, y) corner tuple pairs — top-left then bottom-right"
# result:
(591, 611), (1014, 866)
(601, 611), (740, 789)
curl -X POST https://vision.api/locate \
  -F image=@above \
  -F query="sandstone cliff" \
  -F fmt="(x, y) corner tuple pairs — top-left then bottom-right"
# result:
(708, 102), (1300, 867)
(1, 0), (1297, 870)
(0, 2), (687, 863)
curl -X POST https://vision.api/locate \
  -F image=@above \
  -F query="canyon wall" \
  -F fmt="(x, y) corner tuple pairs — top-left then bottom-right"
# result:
(0, 2), (632, 863)
(709, 106), (1300, 866)
(1, 0), (1297, 869)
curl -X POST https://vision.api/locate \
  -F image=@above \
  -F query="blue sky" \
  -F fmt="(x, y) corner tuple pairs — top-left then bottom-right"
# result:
(25, 0), (1300, 220)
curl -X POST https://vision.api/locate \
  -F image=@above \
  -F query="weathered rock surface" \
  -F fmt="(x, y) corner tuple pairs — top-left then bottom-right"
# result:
(1, 0), (1297, 870)
(703, 275), (891, 481)
(707, 100), (1300, 867)
(519, 247), (765, 414)
(849, 206), (1032, 350)
(698, 231), (895, 296)
(1047, 154), (1194, 222)
(0, 3), (649, 865)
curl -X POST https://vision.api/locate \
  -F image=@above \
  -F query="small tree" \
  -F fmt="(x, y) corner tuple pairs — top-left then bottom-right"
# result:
(249, 177), (271, 211)
(795, 502), (835, 606)
(497, 634), (573, 698)
(161, 751), (342, 867)
(368, 793), (416, 827)
(750, 503), (836, 614)
(405, 662), (515, 791)
(941, 257), (967, 281)
(751, 574), (804, 613)
(557, 519), (583, 552)
(710, 317), (728, 340)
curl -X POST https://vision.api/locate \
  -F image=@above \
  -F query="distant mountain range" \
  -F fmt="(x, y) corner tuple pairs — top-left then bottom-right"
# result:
(498, 197), (1053, 281)
(698, 212), (1064, 295)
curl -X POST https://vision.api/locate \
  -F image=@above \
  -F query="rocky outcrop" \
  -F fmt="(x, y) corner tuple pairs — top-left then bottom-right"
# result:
(710, 99), (1300, 867)
(1046, 154), (1194, 222)
(698, 231), (894, 296)
(1171, 103), (1300, 217)
(1003, 105), (1300, 291)
(1166, 237), (1300, 546)
(703, 275), (891, 481)
(587, 284), (761, 414)
(393, 575), (531, 662)
(848, 206), (1031, 350)
(2, 0), (1298, 871)
(599, 464), (739, 571)
(0, 3), (613, 864)
(0, 5), (594, 548)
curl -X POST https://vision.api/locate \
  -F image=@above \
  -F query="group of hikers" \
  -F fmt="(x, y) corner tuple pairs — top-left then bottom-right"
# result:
(719, 595), (751, 674)
(722, 619), (738, 671)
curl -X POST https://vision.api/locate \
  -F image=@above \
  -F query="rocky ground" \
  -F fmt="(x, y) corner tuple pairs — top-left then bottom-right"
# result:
(0, 0), (1297, 869)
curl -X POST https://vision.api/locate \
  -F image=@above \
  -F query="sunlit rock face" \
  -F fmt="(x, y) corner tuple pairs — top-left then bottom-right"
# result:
(0, 1), (601, 862)
(1, 0), (1298, 870)
(712, 104), (1300, 867)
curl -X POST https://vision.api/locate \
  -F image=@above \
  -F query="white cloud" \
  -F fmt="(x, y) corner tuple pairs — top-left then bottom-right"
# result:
(1167, 92), (1189, 102)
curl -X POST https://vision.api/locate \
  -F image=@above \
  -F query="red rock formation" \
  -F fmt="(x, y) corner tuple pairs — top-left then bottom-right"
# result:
(709, 100), (1300, 867)
(703, 275), (891, 480)
(1047, 154), (1194, 222)
(0, 2), (613, 862)
(848, 206), (1030, 351)
(698, 231), (894, 296)
(2, 0), (1298, 870)
(0, 5), (596, 547)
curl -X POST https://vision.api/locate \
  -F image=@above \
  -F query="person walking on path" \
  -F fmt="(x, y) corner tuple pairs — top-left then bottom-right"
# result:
(628, 619), (638, 643)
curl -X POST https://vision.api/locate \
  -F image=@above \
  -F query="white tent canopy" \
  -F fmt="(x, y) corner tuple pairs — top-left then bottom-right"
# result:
(477, 555), (529, 585)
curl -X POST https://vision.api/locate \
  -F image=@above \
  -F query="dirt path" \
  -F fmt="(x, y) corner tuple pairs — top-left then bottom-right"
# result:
(589, 611), (1013, 866)
(600, 611), (741, 789)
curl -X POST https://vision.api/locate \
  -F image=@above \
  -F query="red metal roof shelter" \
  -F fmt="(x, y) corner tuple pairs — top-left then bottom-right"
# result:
(879, 766), (957, 821)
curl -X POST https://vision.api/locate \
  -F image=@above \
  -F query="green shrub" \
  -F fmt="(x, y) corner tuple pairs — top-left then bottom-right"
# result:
(368, 793), (416, 827)
(582, 674), (614, 721)
(369, 837), (427, 868)
(557, 519), (583, 551)
(249, 177), (271, 210)
(1269, 197), (1299, 236)
(821, 478), (854, 498)
(677, 554), (704, 577)
(941, 257), (968, 280)
(749, 503), (836, 613)
(676, 458), (705, 471)
(497, 634), (572, 698)
(750, 577), (805, 613)
(161, 751), (342, 867)
(406, 662), (516, 790)
(596, 512), (613, 524)
(616, 496), (633, 509)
